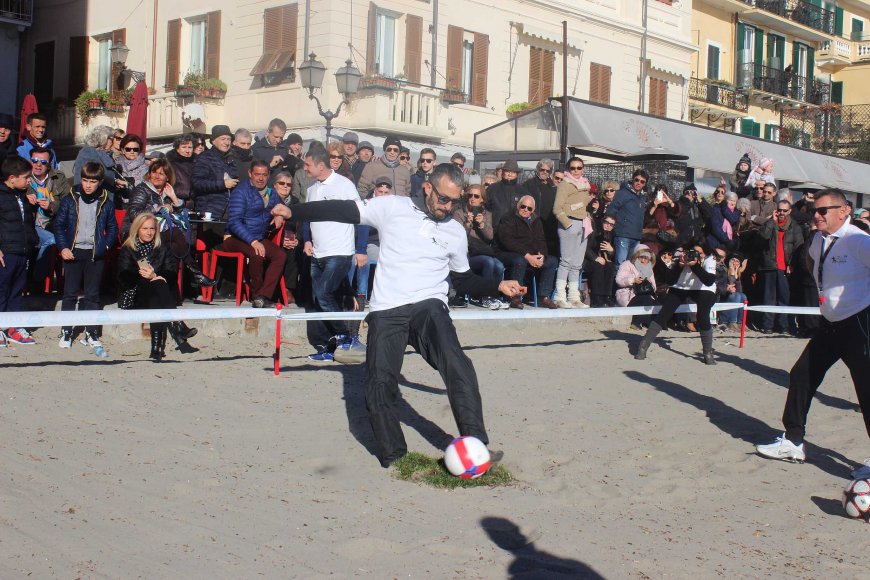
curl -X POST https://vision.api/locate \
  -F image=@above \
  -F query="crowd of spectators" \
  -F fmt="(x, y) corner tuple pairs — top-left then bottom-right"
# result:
(1, 110), (870, 357)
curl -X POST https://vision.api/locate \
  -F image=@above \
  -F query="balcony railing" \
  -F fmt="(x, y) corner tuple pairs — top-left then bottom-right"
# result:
(781, 103), (870, 162)
(741, 0), (835, 34)
(0, 0), (32, 25)
(688, 78), (748, 113)
(740, 62), (829, 105)
(818, 39), (852, 60)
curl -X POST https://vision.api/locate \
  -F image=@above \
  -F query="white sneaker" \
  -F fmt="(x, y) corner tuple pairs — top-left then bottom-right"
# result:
(498, 298), (510, 310)
(58, 330), (73, 349)
(0, 330), (7, 348)
(756, 433), (806, 462)
(80, 332), (102, 349)
(851, 459), (870, 479)
(482, 297), (501, 310)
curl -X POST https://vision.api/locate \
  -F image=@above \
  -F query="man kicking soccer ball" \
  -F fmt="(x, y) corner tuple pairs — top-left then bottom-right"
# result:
(273, 154), (525, 468)
(755, 189), (870, 478)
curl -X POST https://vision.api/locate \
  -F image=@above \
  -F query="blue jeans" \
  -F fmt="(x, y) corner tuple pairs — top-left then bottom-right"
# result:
(613, 237), (639, 274)
(468, 255), (505, 282)
(310, 255), (353, 345)
(719, 291), (747, 324)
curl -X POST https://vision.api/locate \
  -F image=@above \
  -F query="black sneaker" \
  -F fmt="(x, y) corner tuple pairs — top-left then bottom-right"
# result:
(252, 296), (276, 308)
(448, 295), (467, 308)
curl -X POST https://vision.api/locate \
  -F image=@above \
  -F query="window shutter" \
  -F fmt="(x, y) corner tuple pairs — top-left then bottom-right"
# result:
(405, 14), (423, 83)
(753, 121), (761, 138)
(740, 118), (754, 135)
(251, 4), (299, 77)
(831, 80), (843, 103)
(764, 124), (773, 140)
(835, 7), (844, 36)
(110, 29), (126, 97)
(68, 36), (88, 100)
(541, 48), (553, 105)
(470, 32), (488, 106)
(706, 44), (719, 79)
(528, 46), (542, 105)
(737, 22), (745, 51)
(446, 25), (463, 90)
(754, 26), (764, 72)
(649, 78), (667, 116)
(165, 19), (181, 89)
(205, 11), (221, 79)
(589, 62), (611, 105)
(806, 47), (814, 84)
(366, 2), (378, 74)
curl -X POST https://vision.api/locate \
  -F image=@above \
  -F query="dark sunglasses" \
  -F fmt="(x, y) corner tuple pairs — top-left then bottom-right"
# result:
(538, 168), (551, 173)
(519, 204), (534, 211)
(385, 147), (400, 153)
(431, 183), (460, 206)
(421, 158), (435, 163)
(568, 165), (583, 171)
(605, 188), (616, 192)
(553, 176), (563, 181)
(124, 147), (141, 152)
(112, 136), (123, 141)
(329, 155), (343, 160)
(30, 158), (50, 165)
(468, 193), (482, 199)
(775, 209), (790, 213)
(603, 221), (615, 226)
(813, 205), (842, 216)
(274, 181), (292, 187)
(453, 162), (465, 168)
(634, 178), (647, 183)
(399, 155), (409, 160)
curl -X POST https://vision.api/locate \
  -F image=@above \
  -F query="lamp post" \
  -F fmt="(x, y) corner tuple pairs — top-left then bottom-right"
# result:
(109, 42), (146, 85)
(298, 52), (361, 142)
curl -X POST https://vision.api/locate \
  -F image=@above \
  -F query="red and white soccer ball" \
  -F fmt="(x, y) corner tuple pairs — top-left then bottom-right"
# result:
(843, 478), (870, 522)
(444, 436), (492, 479)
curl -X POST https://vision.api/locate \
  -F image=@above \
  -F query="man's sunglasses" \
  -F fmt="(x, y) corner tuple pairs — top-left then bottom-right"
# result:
(30, 158), (50, 165)
(813, 205), (842, 216)
(421, 158), (435, 163)
(384, 147), (400, 153)
(538, 168), (551, 173)
(519, 204), (534, 211)
(431, 183), (460, 205)
(633, 178), (647, 183)
(124, 147), (140, 152)
(399, 155), (409, 161)
(775, 209), (790, 214)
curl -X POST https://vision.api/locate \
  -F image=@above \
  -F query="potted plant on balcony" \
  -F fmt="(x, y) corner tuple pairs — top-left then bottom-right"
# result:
(506, 101), (532, 117)
(176, 71), (204, 97)
(74, 90), (107, 123)
(358, 74), (399, 91)
(105, 97), (126, 113)
(201, 78), (227, 99)
(442, 88), (468, 105)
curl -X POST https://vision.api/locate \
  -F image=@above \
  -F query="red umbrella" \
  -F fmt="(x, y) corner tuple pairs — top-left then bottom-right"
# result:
(125, 81), (149, 153)
(18, 93), (38, 144)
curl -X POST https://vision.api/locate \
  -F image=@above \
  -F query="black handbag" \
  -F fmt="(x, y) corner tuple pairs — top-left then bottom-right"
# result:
(634, 279), (655, 296)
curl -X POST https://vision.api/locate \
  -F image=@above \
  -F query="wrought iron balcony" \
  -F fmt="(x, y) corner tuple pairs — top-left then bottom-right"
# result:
(739, 62), (829, 105)
(0, 0), (32, 26)
(741, 0), (835, 35)
(688, 78), (748, 113)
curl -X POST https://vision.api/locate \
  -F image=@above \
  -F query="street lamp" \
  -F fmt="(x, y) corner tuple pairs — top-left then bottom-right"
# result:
(299, 52), (361, 142)
(109, 42), (146, 85)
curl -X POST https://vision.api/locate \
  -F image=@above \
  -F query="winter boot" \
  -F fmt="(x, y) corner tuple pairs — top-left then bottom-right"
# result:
(187, 263), (218, 287)
(177, 320), (198, 340)
(700, 329), (716, 365)
(553, 283), (570, 308)
(635, 321), (663, 360)
(567, 281), (588, 308)
(149, 324), (166, 362)
(168, 322), (199, 354)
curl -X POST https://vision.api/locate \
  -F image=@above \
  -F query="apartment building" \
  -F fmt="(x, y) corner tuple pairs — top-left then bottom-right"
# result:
(19, 0), (695, 152)
(688, 0), (870, 161)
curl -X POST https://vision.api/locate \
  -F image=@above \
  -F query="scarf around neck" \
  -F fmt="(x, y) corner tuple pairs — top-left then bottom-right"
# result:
(381, 156), (401, 169)
(633, 256), (655, 279)
(562, 171), (588, 190)
(135, 238), (155, 262)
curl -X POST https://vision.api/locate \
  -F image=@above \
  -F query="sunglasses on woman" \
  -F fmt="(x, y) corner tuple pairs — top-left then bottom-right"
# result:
(568, 165), (583, 171)
(124, 147), (140, 153)
(399, 155), (409, 161)
(329, 154), (342, 160)
(468, 193), (482, 199)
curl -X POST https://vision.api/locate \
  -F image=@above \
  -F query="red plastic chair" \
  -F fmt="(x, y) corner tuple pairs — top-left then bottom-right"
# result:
(204, 247), (249, 306)
(271, 226), (291, 305)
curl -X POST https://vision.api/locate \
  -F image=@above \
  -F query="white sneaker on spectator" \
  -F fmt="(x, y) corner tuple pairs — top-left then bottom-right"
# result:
(80, 331), (102, 349)
(851, 459), (870, 479)
(497, 298), (510, 310)
(756, 433), (806, 462)
(0, 330), (7, 348)
(58, 330), (73, 349)
(482, 297), (501, 310)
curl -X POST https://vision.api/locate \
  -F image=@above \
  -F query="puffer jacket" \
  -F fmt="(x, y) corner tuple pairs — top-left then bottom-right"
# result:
(118, 242), (177, 298)
(553, 179), (591, 229)
(54, 187), (118, 259)
(227, 180), (281, 244)
(606, 184), (648, 240)
(707, 202), (740, 249)
(357, 159), (412, 198)
(191, 147), (238, 218)
(251, 138), (289, 172)
(675, 196), (710, 246)
(0, 183), (38, 257)
(615, 258), (657, 307)
(121, 181), (183, 238)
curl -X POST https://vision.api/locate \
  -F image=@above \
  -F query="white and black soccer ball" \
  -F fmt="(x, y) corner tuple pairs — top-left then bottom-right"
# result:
(842, 478), (870, 522)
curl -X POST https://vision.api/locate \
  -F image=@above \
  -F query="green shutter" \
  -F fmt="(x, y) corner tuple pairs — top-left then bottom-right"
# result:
(835, 7), (844, 36)
(807, 47), (814, 84)
(737, 23), (745, 51)
(754, 27), (764, 66)
(831, 80), (843, 103)
(740, 118), (754, 135)
(753, 121), (761, 138)
(707, 45), (720, 79)
(764, 124), (773, 140)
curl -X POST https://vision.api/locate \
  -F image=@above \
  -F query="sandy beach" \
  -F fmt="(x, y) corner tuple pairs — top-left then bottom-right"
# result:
(1, 319), (867, 578)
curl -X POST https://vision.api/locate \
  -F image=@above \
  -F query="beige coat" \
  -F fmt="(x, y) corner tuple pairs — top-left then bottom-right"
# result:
(553, 180), (591, 229)
(357, 159), (412, 198)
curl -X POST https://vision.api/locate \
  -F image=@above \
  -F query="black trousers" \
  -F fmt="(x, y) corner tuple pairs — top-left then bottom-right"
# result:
(61, 248), (105, 336)
(783, 305), (870, 445)
(652, 288), (716, 331)
(365, 298), (488, 466)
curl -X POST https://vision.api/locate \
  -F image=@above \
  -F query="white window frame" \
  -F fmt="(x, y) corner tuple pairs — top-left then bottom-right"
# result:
(765, 123), (780, 142)
(767, 33), (785, 70)
(375, 9), (399, 77)
(95, 35), (112, 93)
(794, 43), (809, 78)
(186, 16), (207, 76)
(461, 31), (475, 97)
(706, 41), (721, 80)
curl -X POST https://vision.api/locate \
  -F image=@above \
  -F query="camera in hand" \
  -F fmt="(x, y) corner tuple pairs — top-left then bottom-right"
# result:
(684, 249), (701, 263)
(471, 206), (482, 216)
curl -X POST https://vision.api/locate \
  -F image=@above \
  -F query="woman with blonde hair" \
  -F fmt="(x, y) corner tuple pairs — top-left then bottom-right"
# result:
(327, 141), (353, 180)
(552, 156), (592, 307)
(118, 212), (198, 361)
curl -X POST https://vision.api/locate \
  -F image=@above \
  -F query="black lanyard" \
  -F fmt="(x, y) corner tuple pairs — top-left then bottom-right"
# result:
(817, 235), (839, 292)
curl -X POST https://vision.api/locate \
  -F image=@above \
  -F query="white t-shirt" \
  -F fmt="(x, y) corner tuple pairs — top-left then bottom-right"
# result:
(306, 171), (358, 258)
(809, 222), (870, 322)
(355, 195), (470, 312)
(672, 254), (717, 292)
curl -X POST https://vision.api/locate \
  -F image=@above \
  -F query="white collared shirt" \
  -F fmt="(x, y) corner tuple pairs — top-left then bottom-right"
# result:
(355, 195), (470, 312)
(809, 221), (870, 321)
(306, 170), (358, 258)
